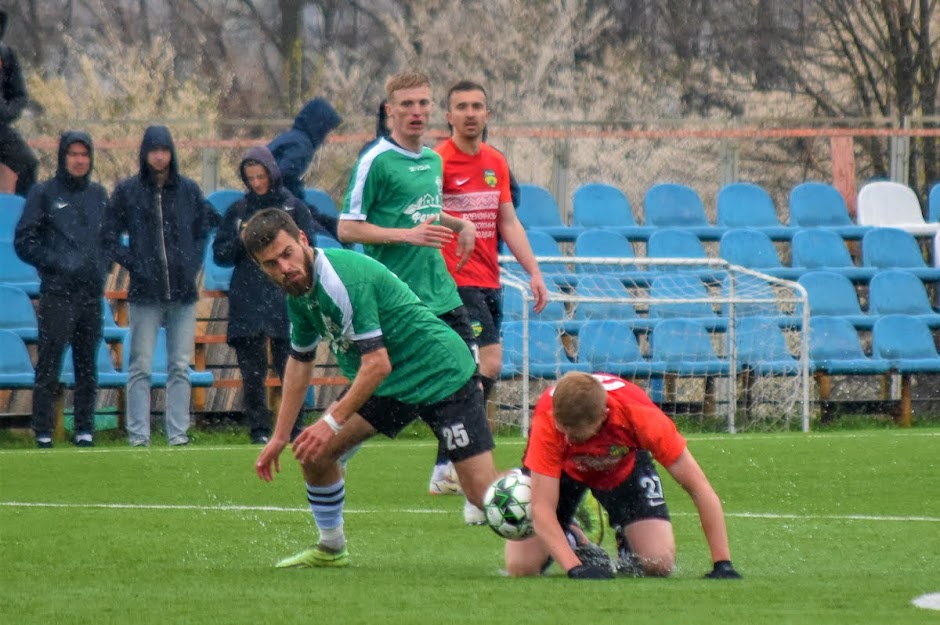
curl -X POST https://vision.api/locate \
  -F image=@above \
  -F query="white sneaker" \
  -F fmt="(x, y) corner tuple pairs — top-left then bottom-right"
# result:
(428, 462), (463, 496)
(464, 499), (486, 526)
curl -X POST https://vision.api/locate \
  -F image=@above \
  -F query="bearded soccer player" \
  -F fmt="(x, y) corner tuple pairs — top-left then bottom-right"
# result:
(504, 372), (742, 580)
(246, 208), (499, 568)
(430, 80), (548, 522)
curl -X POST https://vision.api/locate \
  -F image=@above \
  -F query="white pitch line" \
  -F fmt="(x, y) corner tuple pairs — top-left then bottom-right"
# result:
(0, 501), (938, 523)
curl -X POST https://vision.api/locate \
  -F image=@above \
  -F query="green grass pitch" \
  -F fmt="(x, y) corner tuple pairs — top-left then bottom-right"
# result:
(1, 429), (938, 625)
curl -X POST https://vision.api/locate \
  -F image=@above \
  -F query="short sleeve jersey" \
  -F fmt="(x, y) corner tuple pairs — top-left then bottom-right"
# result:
(341, 137), (463, 315)
(287, 248), (475, 404)
(435, 139), (512, 289)
(523, 374), (687, 491)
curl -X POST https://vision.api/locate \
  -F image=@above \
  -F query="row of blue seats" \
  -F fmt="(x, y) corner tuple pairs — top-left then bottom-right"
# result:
(0, 328), (214, 390)
(515, 181), (940, 243)
(502, 269), (940, 333)
(501, 226), (940, 286)
(499, 315), (940, 380)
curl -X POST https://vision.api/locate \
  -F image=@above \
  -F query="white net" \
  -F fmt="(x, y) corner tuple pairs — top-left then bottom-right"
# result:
(495, 256), (810, 434)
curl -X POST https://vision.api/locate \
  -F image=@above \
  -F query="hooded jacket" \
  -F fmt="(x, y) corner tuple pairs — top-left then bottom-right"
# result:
(212, 146), (318, 340)
(101, 125), (218, 304)
(0, 10), (27, 126)
(14, 131), (109, 296)
(268, 97), (342, 203)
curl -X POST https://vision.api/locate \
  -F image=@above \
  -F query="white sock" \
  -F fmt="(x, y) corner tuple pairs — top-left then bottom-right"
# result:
(75, 433), (92, 443)
(319, 525), (345, 551)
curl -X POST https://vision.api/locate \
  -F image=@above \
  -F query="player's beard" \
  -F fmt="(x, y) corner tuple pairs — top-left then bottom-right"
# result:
(282, 247), (314, 297)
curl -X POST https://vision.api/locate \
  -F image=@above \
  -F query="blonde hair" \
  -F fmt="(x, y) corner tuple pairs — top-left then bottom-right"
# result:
(385, 71), (432, 102)
(552, 372), (607, 428)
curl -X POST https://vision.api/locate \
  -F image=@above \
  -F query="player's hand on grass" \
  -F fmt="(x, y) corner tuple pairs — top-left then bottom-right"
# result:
(291, 419), (334, 464)
(404, 221), (454, 249)
(704, 560), (741, 579)
(567, 564), (614, 580)
(254, 438), (287, 482)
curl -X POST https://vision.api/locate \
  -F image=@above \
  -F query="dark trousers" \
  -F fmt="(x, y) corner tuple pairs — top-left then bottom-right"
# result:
(0, 125), (38, 196)
(231, 336), (300, 437)
(32, 293), (101, 437)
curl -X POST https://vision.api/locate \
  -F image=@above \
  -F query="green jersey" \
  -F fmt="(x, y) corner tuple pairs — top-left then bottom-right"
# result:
(288, 247), (475, 404)
(341, 137), (463, 316)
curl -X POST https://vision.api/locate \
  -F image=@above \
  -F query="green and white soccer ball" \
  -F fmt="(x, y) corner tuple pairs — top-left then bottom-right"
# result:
(483, 470), (534, 540)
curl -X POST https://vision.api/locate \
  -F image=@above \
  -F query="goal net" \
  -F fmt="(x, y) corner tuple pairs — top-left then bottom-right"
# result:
(494, 256), (810, 434)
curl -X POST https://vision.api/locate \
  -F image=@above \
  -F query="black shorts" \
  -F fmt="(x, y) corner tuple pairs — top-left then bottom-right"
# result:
(354, 376), (494, 462)
(438, 304), (479, 363)
(550, 450), (671, 528)
(457, 287), (503, 348)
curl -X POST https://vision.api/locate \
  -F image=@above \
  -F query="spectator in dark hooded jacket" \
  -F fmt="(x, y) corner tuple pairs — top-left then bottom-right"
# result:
(213, 146), (320, 444)
(0, 10), (37, 196)
(101, 125), (217, 447)
(14, 131), (109, 447)
(268, 97), (341, 237)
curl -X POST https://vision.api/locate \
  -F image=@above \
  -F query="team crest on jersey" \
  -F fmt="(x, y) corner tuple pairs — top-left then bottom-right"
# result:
(608, 445), (632, 458)
(484, 169), (497, 187)
(471, 321), (483, 337)
(322, 318), (352, 353)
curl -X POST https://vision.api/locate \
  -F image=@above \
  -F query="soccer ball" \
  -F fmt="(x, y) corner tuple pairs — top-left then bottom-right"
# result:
(483, 471), (534, 540)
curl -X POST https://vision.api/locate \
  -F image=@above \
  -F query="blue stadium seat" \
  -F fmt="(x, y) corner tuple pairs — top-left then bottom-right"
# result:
(651, 318), (734, 376)
(797, 271), (874, 329)
(868, 269), (940, 328)
(304, 188), (340, 219)
(570, 274), (636, 323)
(789, 182), (871, 240)
(60, 341), (128, 387)
(121, 329), (214, 388)
(571, 183), (653, 240)
(101, 298), (129, 343)
(502, 284), (566, 323)
(0, 193), (25, 242)
(862, 228), (940, 281)
(516, 184), (582, 242)
(648, 273), (727, 331)
(734, 317), (801, 376)
(873, 314), (940, 372)
(929, 183), (940, 223)
(646, 228), (727, 282)
(790, 228), (876, 282)
(573, 229), (648, 286)
(807, 317), (889, 375)
(500, 320), (589, 379)
(0, 241), (41, 295)
(577, 320), (664, 378)
(719, 273), (785, 321)
(719, 229), (803, 280)
(643, 183), (726, 241)
(206, 189), (243, 218)
(202, 233), (233, 291)
(0, 283), (38, 341)
(0, 329), (34, 388)
(717, 182), (794, 240)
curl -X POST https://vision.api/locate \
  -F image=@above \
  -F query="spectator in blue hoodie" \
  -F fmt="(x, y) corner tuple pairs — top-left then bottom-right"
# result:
(213, 146), (322, 444)
(268, 97), (342, 238)
(0, 10), (37, 196)
(14, 131), (109, 448)
(101, 125), (218, 447)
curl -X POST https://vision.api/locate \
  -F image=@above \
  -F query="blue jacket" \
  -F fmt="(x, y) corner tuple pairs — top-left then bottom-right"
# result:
(268, 98), (342, 201)
(101, 125), (218, 304)
(14, 130), (109, 297)
(213, 146), (319, 340)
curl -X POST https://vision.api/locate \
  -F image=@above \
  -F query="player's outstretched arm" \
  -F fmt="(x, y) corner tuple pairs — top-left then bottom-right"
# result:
(666, 449), (741, 578)
(438, 213), (476, 270)
(255, 356), (314, 481)
(498, 202), (547, 312)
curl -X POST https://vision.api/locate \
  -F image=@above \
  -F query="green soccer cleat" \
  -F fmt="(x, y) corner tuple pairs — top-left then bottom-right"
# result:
(275, 545), (350, 568)
(574, 491), (608, 546)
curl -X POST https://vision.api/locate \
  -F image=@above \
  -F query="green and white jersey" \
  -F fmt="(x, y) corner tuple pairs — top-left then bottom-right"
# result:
(341, 137), (463, 316)
(288, 248), (475, 404)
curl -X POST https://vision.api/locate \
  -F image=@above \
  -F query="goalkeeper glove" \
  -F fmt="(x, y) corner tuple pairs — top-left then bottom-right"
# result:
(567, 563), (614, 580)
(704, 560), (741, 579)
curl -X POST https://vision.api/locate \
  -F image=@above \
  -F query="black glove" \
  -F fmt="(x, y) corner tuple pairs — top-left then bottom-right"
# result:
(704, 560), (741, 579)
(568, 563), (614, 580)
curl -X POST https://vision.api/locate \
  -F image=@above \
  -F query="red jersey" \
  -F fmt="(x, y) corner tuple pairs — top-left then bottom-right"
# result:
(524, 374), (687, 491)
(435, 139), (512, 289)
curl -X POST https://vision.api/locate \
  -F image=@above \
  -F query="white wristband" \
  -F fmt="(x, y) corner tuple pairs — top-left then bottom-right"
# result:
(322, 414), (342, 434)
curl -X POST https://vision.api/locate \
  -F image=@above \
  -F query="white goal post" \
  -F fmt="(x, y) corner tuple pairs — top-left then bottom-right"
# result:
(495, 256), (811, 434)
